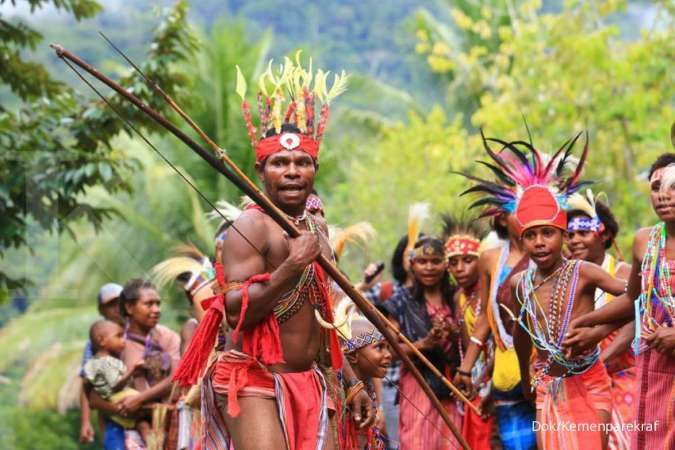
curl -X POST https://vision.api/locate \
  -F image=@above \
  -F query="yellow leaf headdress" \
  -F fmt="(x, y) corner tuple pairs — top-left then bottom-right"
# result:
(235, 51), (349, 162)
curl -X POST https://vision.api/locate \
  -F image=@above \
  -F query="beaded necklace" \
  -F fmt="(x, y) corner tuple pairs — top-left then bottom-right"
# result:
(273, 214), (326, 323)
(489, 242), (514, 348)
(634, 222), (675, 354)
(457, 287), (477, 363)
(517, 259), (598, 387)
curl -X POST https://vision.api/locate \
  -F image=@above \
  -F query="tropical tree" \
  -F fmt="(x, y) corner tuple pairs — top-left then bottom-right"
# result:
(414, 0), (675, 251)
(0, 17), (277, 433)
(0, 0), (197, 302)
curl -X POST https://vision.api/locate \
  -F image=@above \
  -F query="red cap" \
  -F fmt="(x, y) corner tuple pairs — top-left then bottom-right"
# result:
(515, 185), (567, 235)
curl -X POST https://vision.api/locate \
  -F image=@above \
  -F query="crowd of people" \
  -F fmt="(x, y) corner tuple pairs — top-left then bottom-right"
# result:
(76, 57), (674, 450)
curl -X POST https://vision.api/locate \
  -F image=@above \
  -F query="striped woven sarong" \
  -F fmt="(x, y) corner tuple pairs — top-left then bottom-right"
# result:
(535, 360), (613, 450)
(631, 348), (675, 449)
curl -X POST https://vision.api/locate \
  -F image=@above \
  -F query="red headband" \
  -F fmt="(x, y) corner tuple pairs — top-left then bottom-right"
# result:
(515, 185), (567, 235)
(446, 235), (481, 257)
(255, 132), (319, 162)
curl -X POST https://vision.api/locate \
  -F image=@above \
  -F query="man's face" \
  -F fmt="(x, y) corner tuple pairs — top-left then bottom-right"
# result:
(125, 288), (161, 329)
(650, 168), (675, 221)
(256, 150), (316, 213)
(522, 226), (564, 270)
(99, 298), (122, 324)
(565, 215), (606, 263)
(448, 254), (479, 288)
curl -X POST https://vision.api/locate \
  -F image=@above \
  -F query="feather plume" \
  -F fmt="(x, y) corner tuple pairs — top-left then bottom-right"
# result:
(151, 256), (204, 289)
(441, 213), (486, 241)
(461, 130), (590, 217)
(567, 191), (597, 219)
(206, 200), (243, 222)
(407, 203), (430, 250)
(326, 71), (349, 103)
(330, 221), (376, 260)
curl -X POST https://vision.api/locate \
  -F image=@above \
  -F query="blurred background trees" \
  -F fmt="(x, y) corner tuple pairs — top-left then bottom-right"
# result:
(0, 0), (673, 448)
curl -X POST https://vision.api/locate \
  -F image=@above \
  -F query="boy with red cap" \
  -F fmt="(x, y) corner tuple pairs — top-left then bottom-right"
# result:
(484, 134), (628, 449)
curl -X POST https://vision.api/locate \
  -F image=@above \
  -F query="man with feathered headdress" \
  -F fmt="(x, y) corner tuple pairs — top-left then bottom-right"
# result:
(173, 54), (374, 450)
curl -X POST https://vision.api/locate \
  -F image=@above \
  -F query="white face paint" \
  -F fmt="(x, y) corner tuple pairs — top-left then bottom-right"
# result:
(659, 165), (675, 194)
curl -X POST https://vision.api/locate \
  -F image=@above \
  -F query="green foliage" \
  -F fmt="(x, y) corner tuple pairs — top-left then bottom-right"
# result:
(0, 306), (95, 372)
(413, 0), (674, 253)
(170, 18), (271, 201)
(0, 0), (198, 300)
(328, 107), (478, 277)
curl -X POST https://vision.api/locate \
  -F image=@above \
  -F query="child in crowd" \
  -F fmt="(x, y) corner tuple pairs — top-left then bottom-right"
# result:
(334, 301), (392, 449)
(501, 135), (626, 449)
(83, 320), (151, 445)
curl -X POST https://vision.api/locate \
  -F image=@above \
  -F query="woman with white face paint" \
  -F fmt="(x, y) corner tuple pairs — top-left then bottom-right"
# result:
(565, 154), (675, 449)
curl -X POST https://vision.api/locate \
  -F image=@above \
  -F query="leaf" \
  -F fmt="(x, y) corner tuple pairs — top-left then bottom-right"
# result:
(235, 65), (247, 100)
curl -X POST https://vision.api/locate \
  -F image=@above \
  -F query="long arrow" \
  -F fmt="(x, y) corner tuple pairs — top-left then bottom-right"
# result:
(51, 43), (472, 449)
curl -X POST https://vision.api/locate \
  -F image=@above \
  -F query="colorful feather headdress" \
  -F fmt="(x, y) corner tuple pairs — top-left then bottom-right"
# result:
(151, 244), (215, 297)
(235, 52), (349, 162)
(460, 131), (591, 235)
(441, 213), (485, 258)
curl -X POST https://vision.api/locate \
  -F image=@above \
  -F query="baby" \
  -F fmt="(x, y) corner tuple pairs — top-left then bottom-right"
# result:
(83, 320), (150, 443)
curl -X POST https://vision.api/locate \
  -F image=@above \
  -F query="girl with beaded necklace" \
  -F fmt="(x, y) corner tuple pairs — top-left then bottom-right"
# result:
(443, 214), (495, 450)
(564, 153), (675, 449)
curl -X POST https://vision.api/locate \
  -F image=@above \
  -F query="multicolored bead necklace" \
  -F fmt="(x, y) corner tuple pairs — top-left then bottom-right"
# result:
(517, 259), (598, 388)
(634, 222), (675, 354)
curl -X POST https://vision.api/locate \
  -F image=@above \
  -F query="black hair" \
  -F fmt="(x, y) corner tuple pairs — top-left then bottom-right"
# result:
(391, 232), (430, 284)
(119, 278), (156, 318)
(410, 236), (456, 315)
(492, 215), (509, 239)
(264, 122), (302, 137)
(391, 234), (412, 284)
(567, 200), (619, 249)
(648, 153), (675, 180)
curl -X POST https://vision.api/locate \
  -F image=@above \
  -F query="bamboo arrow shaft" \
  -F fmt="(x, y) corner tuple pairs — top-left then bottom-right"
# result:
(51, 43), (470, 449)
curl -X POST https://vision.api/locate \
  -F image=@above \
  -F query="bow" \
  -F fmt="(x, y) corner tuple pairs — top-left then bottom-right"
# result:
(50, 41), (474, 448)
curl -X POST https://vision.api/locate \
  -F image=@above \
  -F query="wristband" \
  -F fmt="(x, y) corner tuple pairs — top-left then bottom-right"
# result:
(470, 336), (484, 348)
(345, 381), (365, 405)
(345, 378), (361, 389)
(457, 369), (472, 377)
